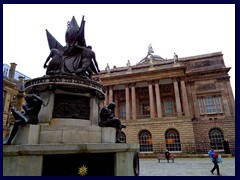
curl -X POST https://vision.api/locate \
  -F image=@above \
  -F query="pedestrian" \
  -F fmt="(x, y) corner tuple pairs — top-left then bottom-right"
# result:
(208, 147), (221, 176)
(165, 149), (170, 162)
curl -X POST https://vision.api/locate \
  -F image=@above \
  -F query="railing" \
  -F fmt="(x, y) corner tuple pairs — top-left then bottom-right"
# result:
(141, 142), (235, 155)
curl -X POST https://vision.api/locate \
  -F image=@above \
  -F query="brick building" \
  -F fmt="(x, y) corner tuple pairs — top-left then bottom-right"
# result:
(3, 63), (30, 139)
(96, 48), (235, 155)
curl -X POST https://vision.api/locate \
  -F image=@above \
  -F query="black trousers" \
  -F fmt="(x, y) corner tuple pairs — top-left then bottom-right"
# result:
(211, 160), (220, 175)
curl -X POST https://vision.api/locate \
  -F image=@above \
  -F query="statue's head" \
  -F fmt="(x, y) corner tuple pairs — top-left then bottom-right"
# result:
(24, 94), (34, 103)
(107, 102), (116, 110)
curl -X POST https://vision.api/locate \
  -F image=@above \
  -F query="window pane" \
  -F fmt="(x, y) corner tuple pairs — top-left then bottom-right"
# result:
(139, 130), (153, 152)
(165, 129), (181, 151)
(119, 103), (126, 118)
(216, 96), (223, 113)
(141, 102), (150, 115)
(209, 128), (224, 150)
(164, 100), (174, 114)
(198, 97), (204, 114)
(204, 97), (217, 114)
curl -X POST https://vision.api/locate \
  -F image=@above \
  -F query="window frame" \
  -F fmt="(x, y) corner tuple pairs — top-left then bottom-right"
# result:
(165, 128), (182, 152)
(163, 98), (174, 115)
(138, 130), (153, 153)
(197, 95), (223, 115)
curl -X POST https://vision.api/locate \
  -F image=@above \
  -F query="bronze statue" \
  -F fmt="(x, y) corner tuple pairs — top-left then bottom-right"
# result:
(44, 16), (100, 79)
(43, 48), (63, 75)
(99, 102), (126, 143)
(3, 92), (43, 145)
(73, 45), (100, 78)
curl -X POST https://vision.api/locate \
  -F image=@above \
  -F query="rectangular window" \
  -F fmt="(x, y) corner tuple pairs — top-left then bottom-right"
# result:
(141, 102), (150, 115)
(119, 90), (125, 98)
(204, 96), (217, 114)
(119, 103), (126, 118)
(3, 67), (8, 76)
(164, 100), (174, 114)
(197, 96), (223, 114)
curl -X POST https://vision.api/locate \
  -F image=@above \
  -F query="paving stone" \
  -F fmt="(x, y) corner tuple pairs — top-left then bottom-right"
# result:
(139, 157), (235, 176)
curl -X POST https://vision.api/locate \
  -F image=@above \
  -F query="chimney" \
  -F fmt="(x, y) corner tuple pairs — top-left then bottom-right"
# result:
(9, 62), (17, 81)
(17, 76), (25, 92)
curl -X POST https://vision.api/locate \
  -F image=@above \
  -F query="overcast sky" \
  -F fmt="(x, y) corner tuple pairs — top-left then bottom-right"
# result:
(3, 4), (235, 97)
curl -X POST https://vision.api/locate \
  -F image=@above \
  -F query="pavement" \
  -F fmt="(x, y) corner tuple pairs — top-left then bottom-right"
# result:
(139, 157), (235, 176)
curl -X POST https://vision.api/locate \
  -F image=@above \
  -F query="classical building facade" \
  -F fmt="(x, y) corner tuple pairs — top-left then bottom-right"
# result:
(95, 48), (235, 155)
(3, 63), (30, 139)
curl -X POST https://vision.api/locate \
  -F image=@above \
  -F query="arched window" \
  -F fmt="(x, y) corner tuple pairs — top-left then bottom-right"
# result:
(119, 131), (126, 143)
(138, 130), (153, 152)
(209, 128), (224, 150)
(165, 128), (181, 151)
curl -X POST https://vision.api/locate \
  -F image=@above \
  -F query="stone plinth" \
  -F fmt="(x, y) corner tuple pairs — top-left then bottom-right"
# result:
(11, 125), (117, 145)
(3, 143), (139, 176)
(24, 75), (105, 125)
(4, 75), (139, 176)
(101, 127), (117, 143)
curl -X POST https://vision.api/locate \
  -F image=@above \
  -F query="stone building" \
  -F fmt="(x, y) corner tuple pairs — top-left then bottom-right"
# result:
(3, 63), (31, 139)
(95, 47), (235, 155)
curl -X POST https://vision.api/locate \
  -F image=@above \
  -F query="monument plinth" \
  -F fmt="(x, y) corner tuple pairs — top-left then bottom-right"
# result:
(3, 15), (139, 176)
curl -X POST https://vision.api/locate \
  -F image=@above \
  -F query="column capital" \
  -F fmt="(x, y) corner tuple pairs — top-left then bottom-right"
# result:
(154, 80), (159, 84)
(172, 77), (179, 82)
(179, 76), (186, 81)
(148, 80), (154, 85)
(130, 83), (136, 87)
(125, 83), (130, 88)
(109, 85), (114, 89)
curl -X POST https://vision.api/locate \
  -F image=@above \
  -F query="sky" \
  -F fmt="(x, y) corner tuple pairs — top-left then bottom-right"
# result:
(3, 4), (235, 98)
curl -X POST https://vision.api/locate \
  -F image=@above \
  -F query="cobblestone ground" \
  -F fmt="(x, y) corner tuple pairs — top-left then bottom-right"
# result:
(139, 157), (235, 176)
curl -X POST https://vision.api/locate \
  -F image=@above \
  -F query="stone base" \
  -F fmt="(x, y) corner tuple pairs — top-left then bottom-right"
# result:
(101, 127), (117, 143)
(11, 124), (117, 145)
(3, 143), (139, 176)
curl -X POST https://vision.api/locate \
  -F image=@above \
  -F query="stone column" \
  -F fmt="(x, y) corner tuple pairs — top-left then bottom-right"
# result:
(180, 78), (190, 116)
(109, 85), (113, 103)
(148, 81), (155, 119)
(190, 82), (199, 117)
(125, 84), (130, 120)
(131, 83), (137, 120)
(186, 82), (194, 117)
(155, 80), (162, 118)
(218, 78), (231, 116)
(104, 87), (108, 106)
(114, 90), (119, 118)
(173, 78), (182, 117)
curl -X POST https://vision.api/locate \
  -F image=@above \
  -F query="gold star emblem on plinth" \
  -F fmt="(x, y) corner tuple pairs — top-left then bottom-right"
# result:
(78, 165), (88, 176)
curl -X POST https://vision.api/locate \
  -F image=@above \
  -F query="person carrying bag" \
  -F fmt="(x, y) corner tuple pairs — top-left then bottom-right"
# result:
(208, 147), (222, 176)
